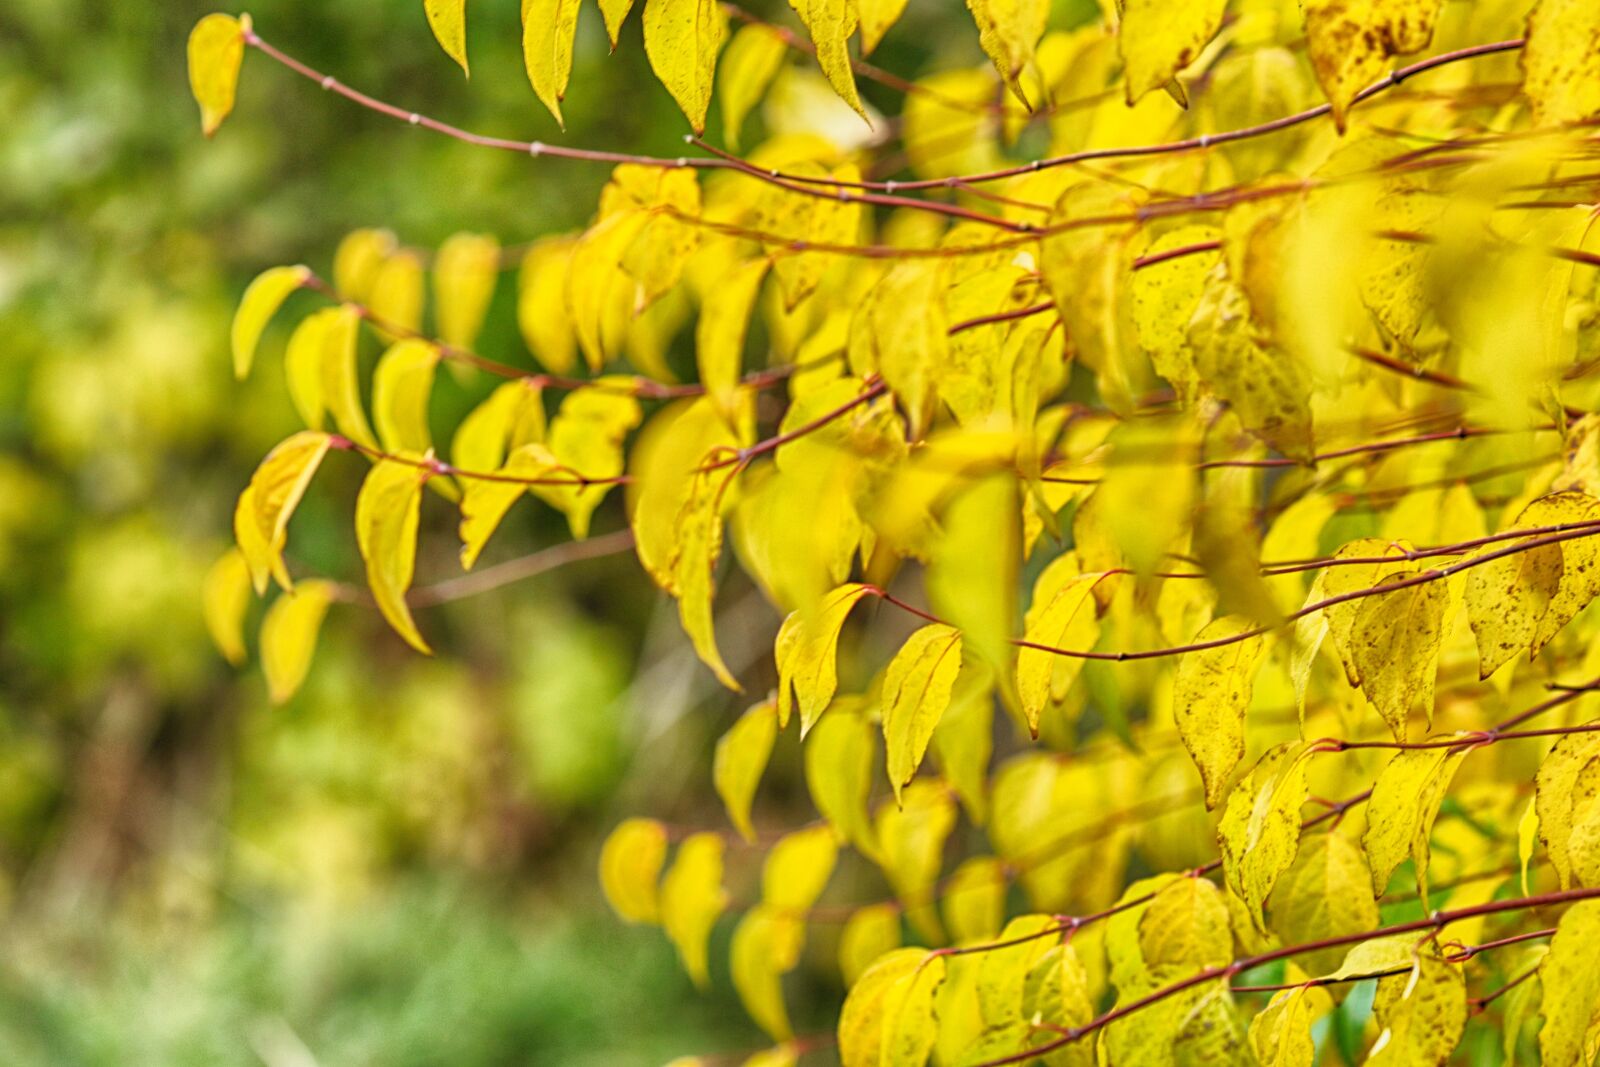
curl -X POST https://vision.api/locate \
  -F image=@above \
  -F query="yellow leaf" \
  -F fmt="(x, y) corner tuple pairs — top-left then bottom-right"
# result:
(1539, 898), (1600, 1067)
(522, 0), (583, 127)
(1534, 725), (1600, 889)
(598, 817), (668, 923)
(629, 397), (747, 591)
(1117, 0), (1225, 103)
(714, 699), (778, 842)
(789, 0), (865, 118)
(850, 262), (949, 439)
(333, 228), (398, 303)
(696, 259), (768, 419)
(965, 0), (1047, 106)
(1311, 537), (1406, 687)
(1092, 419), (1197, 578)
(259, 579), (338, 704)
(931, 667), (994, 825)
(568, 211), (647, 371)
(719, 24), (789, 149)
(758, 162), (864, 312)
(775, 583), (872, 733)
(1349, 573), (1449, 739)
(600, 0), (637, 47)
(451, 379), (547, 476)
(976, 913), (1058, 1026)
(660, 832), (726, 987)
(1017, 573), (1099, 737)
(372, 340), (441, 454)
(1360, 742), (1468, 903)
(1041, 186), (1146, 414)
(610, 166), (701, 309)
(838, 948), (926, 1067)
(1302, 0), (1441, 130)
(1368, 950), (1466, 1066)
(202, 548), (253, 667)
(354, 457), (432, 654)
(857, 0), (909, 54)
(942, 856), (1007, 943)
(903, 67), (1004, 180)
(321, 305), (379, 450)
(763, 824), (838, 913)
(1248, 985), (1321, 1067)
(518, 237), (580, 374)
(1138, 875), (1233, 972)
(1174, 616), (1267, 809)
(878, 954), (945, 1067)
(803, 699), (878, 855)
(188, 13), (249, 137)
(927, 474), (1020, 714)
(282, 309), (333, 430)
(456, 446), (556, 570)
(1260, 492), (1339, 614)
(1524, 492), (1600, 656)
(535, 385), (643, 538)
(875, 780), (957, 942)
(1129, 225), (1220, 400)
(672, 462), (743, 688)
(433, 232), (498, 349)
(1321, 934), (1420, 981)
(368, 249), (425, 341)
(643, 0), (727, 133)
(1266, 833), (1379, 976)
(1217, 740), (1313, 930)
(1465, 519), (1564, 679)
(231, 265), (309, 379)
(1188, 274), (1314, 463)
(839, 903), (902, 986)
(1522, 0), (1600, 128)
(1519, 797), (1539, 896)
(882, 623), (964, 801)
(731, 905), (806, 1041)
(234, 431), (334, 593)
(424, 0), (469, 74)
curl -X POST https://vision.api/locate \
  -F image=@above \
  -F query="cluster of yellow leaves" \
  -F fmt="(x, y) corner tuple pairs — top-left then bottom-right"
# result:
(190, 0), (1600, 1063)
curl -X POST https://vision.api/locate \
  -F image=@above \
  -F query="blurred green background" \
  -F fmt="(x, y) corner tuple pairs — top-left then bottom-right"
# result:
(0, 0), (834, 1062)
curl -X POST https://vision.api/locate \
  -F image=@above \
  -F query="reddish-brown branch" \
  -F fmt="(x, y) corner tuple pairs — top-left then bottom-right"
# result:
(767, 38), (1529, 193)
(1228, 926), (1555, 995)
(974, 886), (1593, 1067)
(868, 521), (1600, 663)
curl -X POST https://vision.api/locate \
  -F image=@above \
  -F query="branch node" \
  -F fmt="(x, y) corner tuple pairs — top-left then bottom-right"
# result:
(320, 75), (336, 90)
(530, 141), (545, 157)
(407, 112), (421, 126)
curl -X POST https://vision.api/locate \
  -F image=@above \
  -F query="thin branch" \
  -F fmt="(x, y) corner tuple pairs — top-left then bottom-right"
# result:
(763, 39), (1529, 193)
(974, 885), (1595, 1066)
(408, 529), (636, 606)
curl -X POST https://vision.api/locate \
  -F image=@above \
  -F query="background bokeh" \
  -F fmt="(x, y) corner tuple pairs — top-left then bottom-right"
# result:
(0, 0), (909, 1060)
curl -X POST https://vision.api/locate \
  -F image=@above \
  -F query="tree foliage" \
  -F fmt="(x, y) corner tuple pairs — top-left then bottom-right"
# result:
(192, 0), (1600, 1062)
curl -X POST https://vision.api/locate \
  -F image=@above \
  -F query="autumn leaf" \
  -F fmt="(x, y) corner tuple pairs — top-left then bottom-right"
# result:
(188, 13), (250, 137)
(424, 0), (469, 74)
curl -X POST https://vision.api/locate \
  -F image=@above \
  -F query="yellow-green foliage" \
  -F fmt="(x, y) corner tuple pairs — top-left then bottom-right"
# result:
(193, 0), (1600, 1062)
